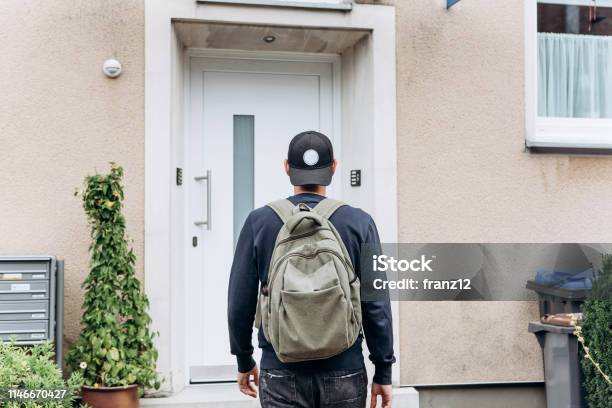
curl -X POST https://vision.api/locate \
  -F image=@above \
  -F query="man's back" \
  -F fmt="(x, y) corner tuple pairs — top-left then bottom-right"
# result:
(228, 193), (395, 385)
(228, 127), (392, 408)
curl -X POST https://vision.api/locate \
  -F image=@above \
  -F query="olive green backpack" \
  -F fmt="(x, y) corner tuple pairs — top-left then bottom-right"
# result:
(255, 198), (362, 363)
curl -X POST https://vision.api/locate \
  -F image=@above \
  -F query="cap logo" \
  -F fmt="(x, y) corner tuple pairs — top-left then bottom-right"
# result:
(303, 149), (319, 166)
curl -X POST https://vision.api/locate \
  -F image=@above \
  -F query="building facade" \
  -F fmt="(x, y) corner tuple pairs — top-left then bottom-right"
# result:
(3, 0), (611, 406)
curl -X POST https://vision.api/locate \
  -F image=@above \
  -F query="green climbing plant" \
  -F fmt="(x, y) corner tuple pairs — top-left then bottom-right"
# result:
(66, 163), (160, 393)
(579, 255), (612, 407)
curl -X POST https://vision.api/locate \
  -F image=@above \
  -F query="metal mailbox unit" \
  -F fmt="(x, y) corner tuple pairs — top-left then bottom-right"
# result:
(0, 256), (64, 366)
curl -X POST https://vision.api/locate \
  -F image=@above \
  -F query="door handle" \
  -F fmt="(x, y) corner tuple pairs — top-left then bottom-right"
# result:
(194, 170), (211, 229)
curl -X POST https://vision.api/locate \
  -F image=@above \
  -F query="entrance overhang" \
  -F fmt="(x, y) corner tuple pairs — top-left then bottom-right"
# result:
(145, 0), (397, 394)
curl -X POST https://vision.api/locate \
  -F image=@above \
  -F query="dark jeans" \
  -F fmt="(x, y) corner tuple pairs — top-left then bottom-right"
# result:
(259, 368), (368, 408)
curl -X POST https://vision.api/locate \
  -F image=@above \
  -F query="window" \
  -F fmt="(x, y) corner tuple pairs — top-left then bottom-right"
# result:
(233, 115), (254, 248)
(526, 0), (612, 149)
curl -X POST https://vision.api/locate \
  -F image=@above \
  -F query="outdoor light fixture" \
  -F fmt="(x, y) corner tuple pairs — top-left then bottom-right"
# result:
(263, 35), (276, 43)
(102, 58), (122, 78)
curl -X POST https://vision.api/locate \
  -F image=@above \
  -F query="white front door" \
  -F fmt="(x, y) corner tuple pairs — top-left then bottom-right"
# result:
(186, 55), (337, 383)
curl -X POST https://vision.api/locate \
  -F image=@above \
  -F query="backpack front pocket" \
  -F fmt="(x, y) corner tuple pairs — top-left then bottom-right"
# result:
(277, 284), (350, 362)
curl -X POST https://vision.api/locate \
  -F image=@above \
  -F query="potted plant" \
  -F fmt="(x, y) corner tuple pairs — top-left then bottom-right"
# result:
(67, 163), (160, 408)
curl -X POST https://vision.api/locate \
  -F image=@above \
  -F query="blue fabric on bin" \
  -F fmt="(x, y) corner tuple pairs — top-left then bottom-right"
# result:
(535, 268), (594, 289)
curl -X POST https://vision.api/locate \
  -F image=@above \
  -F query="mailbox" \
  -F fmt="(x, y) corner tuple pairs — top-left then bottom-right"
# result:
(0, 257), (64, 366)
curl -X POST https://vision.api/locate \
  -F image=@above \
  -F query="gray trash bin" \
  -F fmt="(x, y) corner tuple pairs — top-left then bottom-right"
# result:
(529, 321), (585, 408)
(526, 280), (589, 317)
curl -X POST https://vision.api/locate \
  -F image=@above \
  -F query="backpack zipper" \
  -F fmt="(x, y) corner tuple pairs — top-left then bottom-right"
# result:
(264, 229), (330, 288)
(276, 227), (331, 246)
(267, 249), (358, 314)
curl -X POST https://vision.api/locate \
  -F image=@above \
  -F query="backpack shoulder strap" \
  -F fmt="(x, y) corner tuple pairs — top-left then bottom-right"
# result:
(314, 198), (346, 220)
(267, 199), (296, 224)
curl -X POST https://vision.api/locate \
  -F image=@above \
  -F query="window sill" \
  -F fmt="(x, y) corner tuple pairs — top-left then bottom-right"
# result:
(526, 117), (612, 151)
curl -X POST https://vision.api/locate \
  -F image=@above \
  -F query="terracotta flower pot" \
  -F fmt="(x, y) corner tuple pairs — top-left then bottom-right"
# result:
(81, 384), (139, 408)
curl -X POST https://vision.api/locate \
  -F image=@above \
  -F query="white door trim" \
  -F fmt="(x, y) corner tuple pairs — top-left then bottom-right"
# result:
(145, 0), (397, 393)
(184, 50), (341, 381)
(186, 47), (341, 63)
(184, 49), (342, 168)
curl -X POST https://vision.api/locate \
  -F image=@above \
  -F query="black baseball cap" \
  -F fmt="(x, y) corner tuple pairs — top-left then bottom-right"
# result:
(287, 131), (334, 186)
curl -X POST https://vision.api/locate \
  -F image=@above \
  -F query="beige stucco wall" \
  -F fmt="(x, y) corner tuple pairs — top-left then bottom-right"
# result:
(395, 0), (612, 384)
(0, 0), (144, 352)
(2, 0), (610, 391)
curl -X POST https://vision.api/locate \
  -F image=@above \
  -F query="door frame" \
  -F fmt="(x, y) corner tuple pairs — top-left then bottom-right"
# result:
(145, 0), (397, 393)
(185, 47), (342, 177)
(183, 48), (342, 382)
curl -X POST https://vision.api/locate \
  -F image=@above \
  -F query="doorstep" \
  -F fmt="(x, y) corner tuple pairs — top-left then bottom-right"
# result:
(141, 384), (419, 408)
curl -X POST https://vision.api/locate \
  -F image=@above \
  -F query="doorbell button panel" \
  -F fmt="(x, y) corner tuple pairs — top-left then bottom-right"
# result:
(350, 170), (361, 187)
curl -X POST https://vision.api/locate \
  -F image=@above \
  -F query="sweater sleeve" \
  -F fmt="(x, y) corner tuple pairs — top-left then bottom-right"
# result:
(360, 218), (396, 385)
(227, 214), (258, 373)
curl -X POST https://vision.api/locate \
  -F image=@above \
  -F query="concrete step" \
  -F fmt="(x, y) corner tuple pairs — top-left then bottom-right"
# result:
(141, 384), (419, 408)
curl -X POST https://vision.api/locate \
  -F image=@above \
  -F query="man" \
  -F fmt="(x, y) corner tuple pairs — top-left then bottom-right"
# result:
(228, 131), (395, 408)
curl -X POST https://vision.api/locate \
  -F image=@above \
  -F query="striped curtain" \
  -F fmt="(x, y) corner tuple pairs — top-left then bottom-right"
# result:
(538, 32), (612, 118)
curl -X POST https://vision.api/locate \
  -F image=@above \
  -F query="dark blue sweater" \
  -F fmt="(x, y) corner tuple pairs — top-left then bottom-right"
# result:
(227, 193), (395, 384)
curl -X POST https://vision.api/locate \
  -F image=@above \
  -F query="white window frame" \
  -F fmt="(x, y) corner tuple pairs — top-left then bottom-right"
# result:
(197, 0), (353, 11)
(525, 0), (612, 149)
